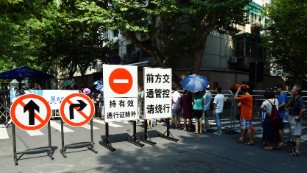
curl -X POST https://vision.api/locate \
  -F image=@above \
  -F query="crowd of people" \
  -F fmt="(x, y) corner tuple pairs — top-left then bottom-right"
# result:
(256, 84), (306, 156)
(171, 85), (228, 135)
(170, 84), (306, 157)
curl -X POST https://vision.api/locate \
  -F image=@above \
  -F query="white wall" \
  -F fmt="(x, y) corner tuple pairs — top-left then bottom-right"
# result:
(201, 32), (234, 69)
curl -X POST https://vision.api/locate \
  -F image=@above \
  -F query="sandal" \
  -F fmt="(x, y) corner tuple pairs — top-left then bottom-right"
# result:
(289, 150), (301, 156)
(264, 146), (273, 150)
(245, 141), (254, 146)
(288, 149), (295, 153)
(238, 137), (244, 143)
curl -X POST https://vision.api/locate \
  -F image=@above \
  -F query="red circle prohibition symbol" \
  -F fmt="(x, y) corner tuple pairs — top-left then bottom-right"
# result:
(60, 93), (95, 127)
(10, 94), (51, 131)
(109, 68), (133, 94)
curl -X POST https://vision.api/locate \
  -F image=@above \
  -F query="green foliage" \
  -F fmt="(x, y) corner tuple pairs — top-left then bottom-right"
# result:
(90, 0), (250, 71)
(0, 0), (112, 78)
(0, 1), (50, 71)
(0, 0), (250, 76)
(266, 0), (307, 80)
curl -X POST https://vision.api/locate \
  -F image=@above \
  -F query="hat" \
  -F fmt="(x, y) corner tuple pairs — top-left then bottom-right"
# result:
(83, 88), (91, 95)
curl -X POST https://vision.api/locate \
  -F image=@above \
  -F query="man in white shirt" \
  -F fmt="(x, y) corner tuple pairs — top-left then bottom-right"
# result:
(213, 87), (226, 135)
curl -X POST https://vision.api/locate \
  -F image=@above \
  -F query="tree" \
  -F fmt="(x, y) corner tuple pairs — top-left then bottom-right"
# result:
(0, 0), (112, 80)
(266, 0), (307, 82)
(90, 0), (249, 73)
(28, 0), (113, 79)
(0, 1), (47, 71)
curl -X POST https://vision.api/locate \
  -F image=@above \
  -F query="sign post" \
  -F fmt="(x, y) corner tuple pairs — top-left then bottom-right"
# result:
(59, 93), (97, 157)
(101, 64), (143, 149)
(10, 94), (53, 165)
(99, 122), (116, 152)
(143, 67), (178, 142)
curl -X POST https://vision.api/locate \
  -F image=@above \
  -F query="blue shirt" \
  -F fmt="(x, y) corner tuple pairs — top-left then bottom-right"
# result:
(203, 91), (212, 111)
(277, 92), (288, 119)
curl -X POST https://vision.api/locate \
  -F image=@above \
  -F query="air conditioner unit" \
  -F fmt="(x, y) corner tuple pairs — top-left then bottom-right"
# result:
(229, 56), (238, 64)
(112, 37), (119, 43)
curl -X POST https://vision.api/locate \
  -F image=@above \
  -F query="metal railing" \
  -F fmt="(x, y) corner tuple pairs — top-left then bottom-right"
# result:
(0, 90), (10, 123)
(1, 89), (307, 126)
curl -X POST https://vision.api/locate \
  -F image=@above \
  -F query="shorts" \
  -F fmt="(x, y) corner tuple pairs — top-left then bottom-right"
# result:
(279, 122), (285, 129)
(172, 109), (181, 117)
(240, 118), (252, 130)
(288, 116), (303, 136)
(182, 113), (191, 119)
(193, 110), (202, 119)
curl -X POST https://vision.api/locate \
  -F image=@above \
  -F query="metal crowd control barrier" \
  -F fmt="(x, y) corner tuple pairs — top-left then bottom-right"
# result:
(0, 90), (10, 123)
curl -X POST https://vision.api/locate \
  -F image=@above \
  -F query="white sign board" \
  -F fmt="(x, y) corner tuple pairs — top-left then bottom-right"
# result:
(103, 64), (138, 98)
(143, 67), (172, 119)
(10, 90), (79, 110)
(104, 97), (138, 122)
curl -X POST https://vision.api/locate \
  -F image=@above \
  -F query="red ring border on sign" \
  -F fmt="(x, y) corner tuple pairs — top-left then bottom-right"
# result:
(10, 94), (52, 131)
(59, 93), (95, 127)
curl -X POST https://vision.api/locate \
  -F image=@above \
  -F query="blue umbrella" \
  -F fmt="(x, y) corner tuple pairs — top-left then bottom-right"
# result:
(94, 80), (103, 91)
(180, 74), (209, 93)
(0, 66), (54, 79)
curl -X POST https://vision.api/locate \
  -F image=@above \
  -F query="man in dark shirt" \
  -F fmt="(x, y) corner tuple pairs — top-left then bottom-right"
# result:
(287, 84), (306, 156)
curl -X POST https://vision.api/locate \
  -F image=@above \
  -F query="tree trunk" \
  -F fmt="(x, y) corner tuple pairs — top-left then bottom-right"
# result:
(191, 13), (219, 74)
(68, 63), (77, 79)
(191, 31), (210, 74)
(123, 31), (165, 67)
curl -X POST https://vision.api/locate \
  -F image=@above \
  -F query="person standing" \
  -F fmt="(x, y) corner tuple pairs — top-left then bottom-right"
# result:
(138, 87), (144, 124)
(192, 92), (204, 134)
(181, 90), (193, 131)
(261, 88), (280, 150)
(171, 87), (182, 129)
(287, 84), (306, 156)
(202, 86), (212, 132)
(212, 87), (226, 135)
(276, 84), (288, 146)
(97, 89), (105, 120)
(235, 85), (254, 145)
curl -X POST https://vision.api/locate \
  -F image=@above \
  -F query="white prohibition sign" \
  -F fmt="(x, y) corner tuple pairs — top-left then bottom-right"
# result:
(59, 93), (95, 127)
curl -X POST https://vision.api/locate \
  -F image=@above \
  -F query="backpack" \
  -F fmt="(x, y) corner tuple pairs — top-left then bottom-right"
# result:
(267, 99), (281, 125)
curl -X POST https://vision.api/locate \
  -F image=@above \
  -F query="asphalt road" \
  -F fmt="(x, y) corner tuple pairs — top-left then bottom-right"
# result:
(0, 116), (306, 173)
